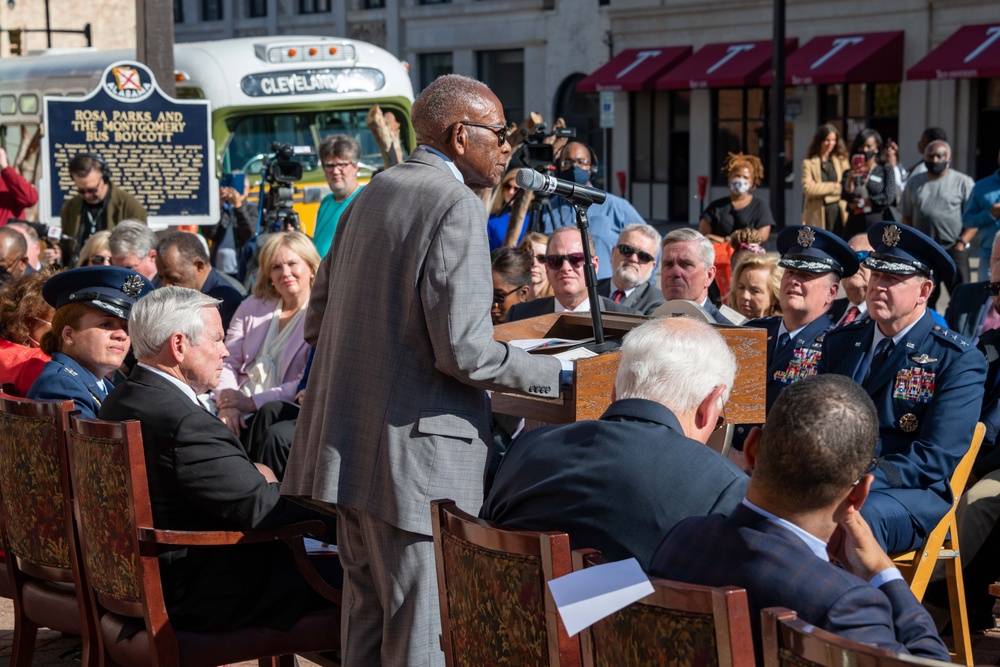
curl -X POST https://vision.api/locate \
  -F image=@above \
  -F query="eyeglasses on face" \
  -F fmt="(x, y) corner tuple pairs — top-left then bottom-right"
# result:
(492, 286), (523, 305)
(616, 244), (655, 264)
(988, 282), (1000, 296)
(77, 186), (101, 196)
(853, 457), (879, 486)
(323, 161), (356, 171)
(87, 254), (112, 266)
(0, 255), (25, 273)
(558, 157), (591, 170)
(545, 252), (587, 270)
(455, 121), (508, 147)
(533, 254), (546, 264)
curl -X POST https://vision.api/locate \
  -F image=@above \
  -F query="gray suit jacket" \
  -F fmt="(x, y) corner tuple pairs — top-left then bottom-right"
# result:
(281, 147), (562, 536)
(596, 278), (665, 316)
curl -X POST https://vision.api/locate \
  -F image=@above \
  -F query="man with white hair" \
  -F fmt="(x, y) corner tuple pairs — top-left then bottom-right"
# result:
(902, 139), (976, 309)
(109, 219), (158, 281)
(99, 287), (338, 632)
(481, 317), (749, 571)
(658, 227), (732, 324)
(596, 222), (665, 315)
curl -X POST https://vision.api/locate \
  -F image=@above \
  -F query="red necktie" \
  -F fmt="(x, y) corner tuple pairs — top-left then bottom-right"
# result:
(612, 290), (625, 303)
(841, 306), (860, 325)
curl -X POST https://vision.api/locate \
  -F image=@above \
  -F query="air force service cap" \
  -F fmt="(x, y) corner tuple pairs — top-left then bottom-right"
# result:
(777, 225), (859, 278)
(42, 266), (154, 320)
(863, 222), (955, 285)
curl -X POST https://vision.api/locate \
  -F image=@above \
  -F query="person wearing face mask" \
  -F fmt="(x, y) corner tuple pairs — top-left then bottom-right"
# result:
(841, 129), (896, 240)
(529, 141), (644, 280)
(901, 140), (976, 311)
(699, 152), (775, 245)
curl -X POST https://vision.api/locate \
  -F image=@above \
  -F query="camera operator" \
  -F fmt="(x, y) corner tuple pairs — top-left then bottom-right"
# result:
(201, 173), (256, 281)
(314, 135), (362, 258)
(530, 141), (644, 280)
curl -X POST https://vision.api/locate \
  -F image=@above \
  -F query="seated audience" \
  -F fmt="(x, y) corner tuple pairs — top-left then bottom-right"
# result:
(244, 349), (313, 482)
(830, 233), (874, 326)
(7, 222), (43, 274)
(98, 287), (339, 632)
(156, 231), (245, 330)
(481, 316), (749, 570)
(650, 375), (950, 663)
(728, 252), (781, 321)
(0, 226), (28, 285)
(212, 231), (317, 438)
(596, 223), (665, 316)
(0, 269), (55, 395)
(27, 266), (153, 417)
(109, 219), (158, 281)
(491, 246), (532, 325)
(520, 231), (553, 301)
(657, 228), (733, 324)
(76, 230), (112, 267)
(505, 226), (636, 321)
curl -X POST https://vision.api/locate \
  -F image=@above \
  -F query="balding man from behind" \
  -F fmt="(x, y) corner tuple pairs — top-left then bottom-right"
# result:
(281, 75), (562, 667)
(0, 226), (28, 286)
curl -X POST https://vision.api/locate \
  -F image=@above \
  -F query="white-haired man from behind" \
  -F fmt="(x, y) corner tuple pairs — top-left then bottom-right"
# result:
(481, 316), (749, 571)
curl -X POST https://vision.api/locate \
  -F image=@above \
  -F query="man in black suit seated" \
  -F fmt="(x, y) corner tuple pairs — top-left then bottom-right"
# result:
(481, 316), (749, 570)
(945, 234), (1000, 342)
(155, 231), (246, 330)
(658, 228), (732, 324)
(649, 375), (949, 663)
(830, 233), (873, 326)
(99, 286), (338, 632)
(505, 226), (636, 321)
(596, 223), (665, 316)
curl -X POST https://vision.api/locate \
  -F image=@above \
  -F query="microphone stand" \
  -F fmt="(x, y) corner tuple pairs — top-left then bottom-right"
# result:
(570, 197), (619, 353)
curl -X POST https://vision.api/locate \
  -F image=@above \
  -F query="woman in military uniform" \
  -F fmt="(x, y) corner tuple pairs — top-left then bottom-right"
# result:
(27, 265), (152, 418)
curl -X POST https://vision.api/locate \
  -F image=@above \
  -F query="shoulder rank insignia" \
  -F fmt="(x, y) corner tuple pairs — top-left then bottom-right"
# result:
(909, 354), (937, 364)
(63, 366), (78, 377)
(899, 413), (919, 432)
(893, 368), (935, 403)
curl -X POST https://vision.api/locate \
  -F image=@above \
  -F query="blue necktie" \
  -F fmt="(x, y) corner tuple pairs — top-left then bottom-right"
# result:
(863, 338), (894, 385)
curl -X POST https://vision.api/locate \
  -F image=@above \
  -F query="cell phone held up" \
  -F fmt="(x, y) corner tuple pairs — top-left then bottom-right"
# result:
(851, 153), (866, 171)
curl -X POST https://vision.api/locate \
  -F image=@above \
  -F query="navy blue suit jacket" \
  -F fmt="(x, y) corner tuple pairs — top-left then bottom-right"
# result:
(649, 505), (949, 663)
(702, 300), (734, 325)
(945, 280), (990, 341)
(975, 327), (1000, 476)
(201, 268), (245, 331)
(818, 310), (986, 535)
(505, 295), (637, 322)
(27, 351), (108, 419)
(480, 398), (749, 570)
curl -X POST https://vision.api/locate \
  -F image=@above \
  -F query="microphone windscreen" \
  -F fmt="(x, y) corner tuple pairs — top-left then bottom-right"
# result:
(514, 168), (542, 191)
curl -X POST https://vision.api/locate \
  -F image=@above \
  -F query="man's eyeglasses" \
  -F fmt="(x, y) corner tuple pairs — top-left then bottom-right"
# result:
(455, 121), (508, 147)
(853, 458), (879, 485)
(558, 157), (591, 170)
(87, 254), (112, 266)
(323, 161), (356, 171)
(77, 186), (101, 196)
(0, 254), (25, 274)
(987, 282), (1000, 296)
(493, 286), (523, 305)
(533, 254), (547, 264)
(714, 405), (727, 432)
(616, 244), (655, 264)
(545, 253), (587, 270)
(855, 250), (870, 261)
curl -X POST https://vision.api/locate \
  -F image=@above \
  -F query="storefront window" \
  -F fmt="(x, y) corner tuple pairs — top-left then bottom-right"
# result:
(711, 88), (791, 188)
(819, 82), (899, 149)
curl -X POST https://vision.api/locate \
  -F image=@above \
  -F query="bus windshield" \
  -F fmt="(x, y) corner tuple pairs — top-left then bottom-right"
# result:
(223, 108), (409, 175)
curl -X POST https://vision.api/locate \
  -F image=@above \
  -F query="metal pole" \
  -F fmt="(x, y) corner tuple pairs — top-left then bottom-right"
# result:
(770, 0), (786, 228)
(44, 0), (50, 47)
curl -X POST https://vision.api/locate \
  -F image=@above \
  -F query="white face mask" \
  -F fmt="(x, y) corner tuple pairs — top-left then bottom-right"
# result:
(730, 177), (751, 195)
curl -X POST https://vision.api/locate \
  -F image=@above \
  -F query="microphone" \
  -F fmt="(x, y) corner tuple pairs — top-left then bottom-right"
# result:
(514, 168), (607, 205)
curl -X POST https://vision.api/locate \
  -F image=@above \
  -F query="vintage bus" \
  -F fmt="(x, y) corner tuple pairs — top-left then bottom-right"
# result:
(0, 35), (415, 233)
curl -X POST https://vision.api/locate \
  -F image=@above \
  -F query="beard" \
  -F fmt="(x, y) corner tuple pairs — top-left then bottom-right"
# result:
(613, 263), (644, 290)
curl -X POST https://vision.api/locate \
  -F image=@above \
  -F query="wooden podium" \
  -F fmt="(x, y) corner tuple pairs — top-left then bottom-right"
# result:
(492, 311), (766, 426)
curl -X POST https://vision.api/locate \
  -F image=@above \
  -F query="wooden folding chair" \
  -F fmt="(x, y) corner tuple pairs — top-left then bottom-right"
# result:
(0, 391), (97, 666)
(761, 607), (951, 667)
(573, 549), (754, 667)
(892, 421), (985, 667)
(67, 415), (342, 667)
(431, 498), (581, 667)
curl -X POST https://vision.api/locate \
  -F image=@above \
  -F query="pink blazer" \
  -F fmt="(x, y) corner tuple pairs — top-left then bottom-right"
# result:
(212, 295), (310, 409)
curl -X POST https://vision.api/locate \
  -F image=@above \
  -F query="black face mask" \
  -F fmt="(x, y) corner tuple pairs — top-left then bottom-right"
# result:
(925, 160), (949, 176)
(864, 149), (878, 161)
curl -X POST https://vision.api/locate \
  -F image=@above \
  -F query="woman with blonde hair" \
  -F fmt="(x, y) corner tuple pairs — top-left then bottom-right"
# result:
(728, 251), (783, 321)
(76, 229), (112, 267)
(801, 123), (848, 232)
(519, 231), (553, 301)
(213, 231), (320, 437)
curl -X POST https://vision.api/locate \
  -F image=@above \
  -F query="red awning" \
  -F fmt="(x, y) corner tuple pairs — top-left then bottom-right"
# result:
(576, 46), (693, 93)
(907, 23), (1000, 80)
(777, 31), (903, 85)
(656, 39), (797, 90)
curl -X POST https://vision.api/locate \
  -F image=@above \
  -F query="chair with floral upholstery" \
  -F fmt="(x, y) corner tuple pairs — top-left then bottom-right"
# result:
(430, 498), (581, 667)
(760, 607), (950, 667)
(573, 549), (754, 667)
(0, 390), (98, 667)
(66, 414), (343, 667)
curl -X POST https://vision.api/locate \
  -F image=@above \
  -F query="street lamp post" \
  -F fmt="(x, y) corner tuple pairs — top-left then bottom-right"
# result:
(770, 0), (786, 228)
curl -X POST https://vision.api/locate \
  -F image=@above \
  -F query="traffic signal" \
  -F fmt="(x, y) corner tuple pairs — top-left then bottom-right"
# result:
(8, 29), (22, 56)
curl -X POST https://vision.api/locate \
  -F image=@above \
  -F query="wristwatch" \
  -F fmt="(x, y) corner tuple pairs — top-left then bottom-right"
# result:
(955, 241), (967, 251)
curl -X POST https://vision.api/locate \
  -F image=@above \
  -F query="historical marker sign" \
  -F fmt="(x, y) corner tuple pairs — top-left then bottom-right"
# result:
(40, 60), (218, 227)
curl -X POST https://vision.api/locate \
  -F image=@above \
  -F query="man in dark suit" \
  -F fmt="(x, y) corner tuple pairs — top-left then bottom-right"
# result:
(482, 316), (748, 570)
(155, 231), (245, 329)
(658, 227), (732, 324)
(945, 280), (991, 341)
(506, 226), (636, 321)
(830, 233), (873, 326)
(99, 286), (337, 632)
(650, 375), (949, 663)
(596, 223), (665, 316)
(819, 222), (985, 553)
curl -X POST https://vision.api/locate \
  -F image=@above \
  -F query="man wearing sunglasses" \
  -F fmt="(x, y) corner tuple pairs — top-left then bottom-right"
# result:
(595, 223), (665, 316)
(818, 222), (985, 554)
(830, 233), (874, 327)
(0, 226), (27, 287)
(504, 226), (637, 321)
(483, 316), (748, 571)
(281, 74), (563, 667)
(59, 153), (146, 266)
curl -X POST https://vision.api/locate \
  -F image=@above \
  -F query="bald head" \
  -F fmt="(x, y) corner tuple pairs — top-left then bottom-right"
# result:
(412, 74), (498, 147)
(0, 227), (28, 281)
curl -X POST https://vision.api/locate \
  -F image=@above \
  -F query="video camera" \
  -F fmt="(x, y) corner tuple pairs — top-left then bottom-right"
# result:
(259, 143), (313, 233)
(518, 123), (576, 172)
